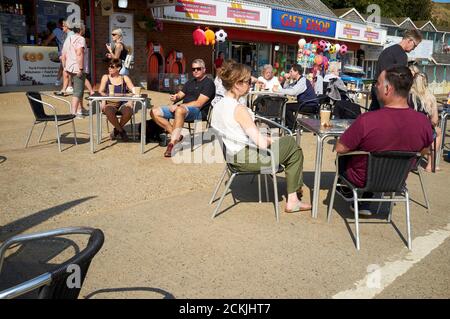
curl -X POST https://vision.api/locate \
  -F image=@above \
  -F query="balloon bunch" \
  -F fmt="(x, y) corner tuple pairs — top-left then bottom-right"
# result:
(297, 38), (348, 69)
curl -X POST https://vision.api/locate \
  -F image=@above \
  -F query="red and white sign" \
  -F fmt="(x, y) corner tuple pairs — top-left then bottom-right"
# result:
(336, 21), (386, 45)
(163, 0), (270, 28)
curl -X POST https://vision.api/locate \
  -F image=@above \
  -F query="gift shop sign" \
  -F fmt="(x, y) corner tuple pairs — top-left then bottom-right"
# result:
(271, 9), (336, 38)
(336, 21), (386, 45)
(164, 0), (270, 28)
(19, 46), (60, 85)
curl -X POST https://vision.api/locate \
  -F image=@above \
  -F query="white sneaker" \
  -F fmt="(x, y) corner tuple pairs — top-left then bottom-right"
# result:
(75, 113), (84, 119)
(66, 86), (74, 94)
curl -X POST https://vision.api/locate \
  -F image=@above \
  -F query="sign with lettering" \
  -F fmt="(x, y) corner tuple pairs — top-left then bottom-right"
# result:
(18, 45), (59, 85)
(163, 0), (269, 28)
(271, 9), (336, 38)
(336, 21), (386, 45)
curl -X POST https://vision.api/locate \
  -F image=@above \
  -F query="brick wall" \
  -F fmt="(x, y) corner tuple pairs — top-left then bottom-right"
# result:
(93, 1), (213, 88)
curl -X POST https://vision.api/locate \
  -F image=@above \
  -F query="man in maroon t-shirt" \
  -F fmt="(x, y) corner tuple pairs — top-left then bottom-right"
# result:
(336, 66), (433, 215)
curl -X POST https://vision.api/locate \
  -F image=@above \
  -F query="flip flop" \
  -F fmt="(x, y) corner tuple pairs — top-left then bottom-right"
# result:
(284, 202), (312, 213)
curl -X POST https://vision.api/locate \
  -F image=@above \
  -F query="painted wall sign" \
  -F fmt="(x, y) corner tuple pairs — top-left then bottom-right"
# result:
(19, 46), (59, 85)
(163, 0), (270, 28)
(271, 9), (337, 38)
(336, 21), (387, 45)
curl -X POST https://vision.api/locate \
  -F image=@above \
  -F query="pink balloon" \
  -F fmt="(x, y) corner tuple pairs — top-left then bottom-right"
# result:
(340, 44), (348, 55)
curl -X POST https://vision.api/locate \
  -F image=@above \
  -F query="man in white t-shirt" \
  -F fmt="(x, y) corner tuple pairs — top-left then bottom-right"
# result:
(257, 64), (280, 91)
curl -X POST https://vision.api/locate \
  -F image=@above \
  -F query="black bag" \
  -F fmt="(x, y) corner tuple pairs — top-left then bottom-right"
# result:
(137, 119), (164, 144)
(333, 100), (361, 119)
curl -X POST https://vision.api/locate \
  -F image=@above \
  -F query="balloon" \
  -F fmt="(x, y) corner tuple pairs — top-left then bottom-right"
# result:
(298, 38), (306, 48)
(319, 40), (327, 51)
(334, 43), (341, 53)
(215, 29), (228, 43)
(304, 49), (311, 56)
(280, 71), (285, 77)
(340, 44), (348, 55)
(311, 43), (317, 53)
(329, 44), (336, 54)
(274, 62), (279, 68)
(322, 56), (329, 67)
(315, 55), (323, 65)
(324, 42), (331, 52)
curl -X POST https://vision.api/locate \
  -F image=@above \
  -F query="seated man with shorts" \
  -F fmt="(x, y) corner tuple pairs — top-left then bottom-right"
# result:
(151, 58), (215, 157)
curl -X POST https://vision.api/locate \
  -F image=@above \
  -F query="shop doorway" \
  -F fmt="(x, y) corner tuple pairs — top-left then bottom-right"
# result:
(231, 42), (257, 74)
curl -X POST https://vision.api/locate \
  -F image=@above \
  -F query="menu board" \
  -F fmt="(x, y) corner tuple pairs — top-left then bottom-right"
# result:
(19, 45), (60, 85)
(0, 13), (27, 44)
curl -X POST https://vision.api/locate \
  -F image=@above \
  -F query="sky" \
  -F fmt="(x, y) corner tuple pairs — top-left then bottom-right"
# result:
(433, 0), (450, 3)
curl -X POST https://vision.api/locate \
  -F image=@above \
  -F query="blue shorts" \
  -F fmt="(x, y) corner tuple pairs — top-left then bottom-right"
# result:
(160, 106), (202, 121)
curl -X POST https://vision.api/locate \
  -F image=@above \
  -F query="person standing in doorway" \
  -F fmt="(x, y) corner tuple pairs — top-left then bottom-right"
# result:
(369, 29), (422, 111)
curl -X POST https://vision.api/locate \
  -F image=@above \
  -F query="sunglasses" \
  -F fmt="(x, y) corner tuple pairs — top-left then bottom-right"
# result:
(108, 65), (119, 69)
(192, 67), (203, 72)
(112, 33), (118, 36)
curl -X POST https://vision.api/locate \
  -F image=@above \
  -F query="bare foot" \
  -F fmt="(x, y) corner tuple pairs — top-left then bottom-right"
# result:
(284, 201), (312, 213)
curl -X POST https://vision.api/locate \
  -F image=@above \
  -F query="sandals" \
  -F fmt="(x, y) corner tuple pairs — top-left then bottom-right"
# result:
(284, 202), (312, 213)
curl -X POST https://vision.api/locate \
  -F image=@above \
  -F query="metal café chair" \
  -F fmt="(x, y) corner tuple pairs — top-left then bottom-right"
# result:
(327, 150), (420, 250)
(209, 116), (293, 222)
(0, 227), (104, 299)
(25, 92), (78, 152)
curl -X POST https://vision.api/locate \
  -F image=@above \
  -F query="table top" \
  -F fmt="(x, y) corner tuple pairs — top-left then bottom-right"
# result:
(248, 90), (288, 96)
(297, 118), (354, 135)
(86, 93), (149, 101)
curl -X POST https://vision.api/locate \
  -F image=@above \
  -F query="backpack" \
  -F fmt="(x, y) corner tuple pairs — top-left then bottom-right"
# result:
(137, 119), (164, 144)
(117, 43), (134, 69)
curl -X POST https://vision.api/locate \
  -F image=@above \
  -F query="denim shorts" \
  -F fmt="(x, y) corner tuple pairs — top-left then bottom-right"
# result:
(160, 106), (202, 121)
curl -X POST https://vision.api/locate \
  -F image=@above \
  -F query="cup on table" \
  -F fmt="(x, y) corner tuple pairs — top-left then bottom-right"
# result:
(133, 86), (142, 96)
(108, 84), (115, 96)
(320, 109), (331, 127)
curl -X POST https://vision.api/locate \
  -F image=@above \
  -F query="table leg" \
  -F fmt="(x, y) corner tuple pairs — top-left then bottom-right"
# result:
(89, 100), (94, 153)
(141, 99), (146, 154)
(312, 135), (324, 218)
(96, 101), (101, 145)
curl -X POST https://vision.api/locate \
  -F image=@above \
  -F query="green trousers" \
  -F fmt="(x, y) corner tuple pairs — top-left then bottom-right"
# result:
(231, 136), (304, 194)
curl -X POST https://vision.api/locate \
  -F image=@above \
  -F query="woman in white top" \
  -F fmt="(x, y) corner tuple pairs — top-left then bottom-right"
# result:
(257, 64), (280, 91)
(211, 61), (311, 213)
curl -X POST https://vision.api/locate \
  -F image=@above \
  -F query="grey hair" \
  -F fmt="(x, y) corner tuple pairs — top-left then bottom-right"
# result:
(262, 64), (273, 73)
(192, 59), (206, 68)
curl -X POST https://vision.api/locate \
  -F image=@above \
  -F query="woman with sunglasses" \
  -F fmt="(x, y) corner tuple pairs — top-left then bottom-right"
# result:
(211, 61), (311, 213)
(106, 28), (129, 75)
(98, 59), (135, 141)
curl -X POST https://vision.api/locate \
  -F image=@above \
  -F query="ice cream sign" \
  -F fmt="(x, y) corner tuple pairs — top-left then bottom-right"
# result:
(271, 9), (336, 38)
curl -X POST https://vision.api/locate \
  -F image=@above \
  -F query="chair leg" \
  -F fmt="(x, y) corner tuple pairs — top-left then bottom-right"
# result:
(211, 173), (236, 219)
(327, 172), (339, 223)
(264, 175), (269, 202)
(417, 168), (430, 210)
(387, 192), (395, 223)
(353, 190), (360, 250)
(55, 122), (62, 152)
(272, 173), (280, 222)
(25, 122), (37, 148)
(258, 175), (262, 203)
(405, 189), (412, 250)
(38, 122), (48, 143)
(72, 120), (78, 145)
(209, 167), (227, 204)
(376, 192), (384, 215)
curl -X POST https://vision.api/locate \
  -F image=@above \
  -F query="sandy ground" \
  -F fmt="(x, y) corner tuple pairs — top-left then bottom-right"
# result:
(0, 89), (449, 299)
